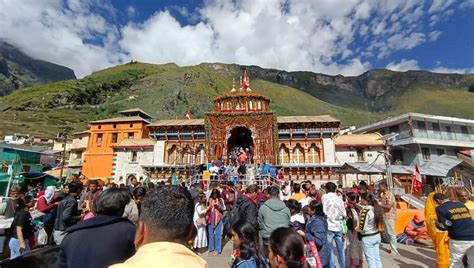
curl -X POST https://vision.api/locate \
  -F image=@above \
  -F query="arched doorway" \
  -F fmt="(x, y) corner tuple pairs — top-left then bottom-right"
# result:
(227, 126), (254, 156)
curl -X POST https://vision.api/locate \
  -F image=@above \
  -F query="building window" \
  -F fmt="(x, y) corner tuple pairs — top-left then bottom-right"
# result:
(445, 125), (452, 133)
(98, 125), (102, 130)
(392, 149), (404, 162)
(96, 134), (103, 145)
(389, 125), (399, 133)
(417, 121), (426, 131)
(421, 147), (431, 161)
(113, 124), (117, 129)
(461, 125), (469, 135)
(131, 151), (138, 162)
(367, 153), (373, 157)
(128, 132), (134, 139)
(436, 148), (446, 156)
(130, 123), (133, 128)
(111, 133), (118, 143)
(432, 123), (440, 132)
(356, 149), (365, 162)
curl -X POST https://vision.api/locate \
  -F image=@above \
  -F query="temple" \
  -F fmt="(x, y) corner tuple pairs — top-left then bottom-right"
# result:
(142, 71), (341, 182)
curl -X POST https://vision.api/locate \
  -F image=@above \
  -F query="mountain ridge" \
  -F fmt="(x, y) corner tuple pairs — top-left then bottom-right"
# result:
(0, 41), (76, 96)
(0, 60), (473, 137)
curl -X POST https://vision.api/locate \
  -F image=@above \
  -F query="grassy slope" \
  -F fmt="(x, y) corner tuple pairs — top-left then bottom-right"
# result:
(0, 62), (472, 136)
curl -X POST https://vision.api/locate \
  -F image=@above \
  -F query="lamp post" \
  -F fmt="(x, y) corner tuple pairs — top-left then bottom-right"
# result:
(382, 133), (399, 191)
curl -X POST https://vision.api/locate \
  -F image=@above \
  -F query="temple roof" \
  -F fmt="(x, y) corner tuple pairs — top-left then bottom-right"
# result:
(148, 119), (205, 127)
(277, 115), (340, 124)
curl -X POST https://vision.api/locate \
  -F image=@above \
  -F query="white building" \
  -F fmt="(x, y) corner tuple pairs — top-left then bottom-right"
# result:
(335, 133), (386, 186)
(353, 113), (474, 166)
(68, 131), (90, 177)
(113, 139), (156, 184)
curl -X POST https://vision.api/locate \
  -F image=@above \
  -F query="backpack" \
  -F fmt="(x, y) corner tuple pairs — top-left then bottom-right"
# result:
(223, 203), (241, 238)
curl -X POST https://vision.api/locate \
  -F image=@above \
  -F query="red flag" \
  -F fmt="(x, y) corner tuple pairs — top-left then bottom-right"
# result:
(413, 164), (422, 193)
(241, 70), (250, 90)
(185, 111), (191, 120)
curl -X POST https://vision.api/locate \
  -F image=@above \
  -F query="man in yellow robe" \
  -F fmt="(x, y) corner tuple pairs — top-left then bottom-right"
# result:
(425, 191), (450, 268)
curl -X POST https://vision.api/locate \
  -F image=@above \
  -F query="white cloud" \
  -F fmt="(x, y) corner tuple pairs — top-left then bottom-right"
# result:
(0, 0), (471, 78)
(386, 59), (420, 71)
(127, 6), (136, 18)
(431, 66), (474, 74)
(0, 0), (119, 77)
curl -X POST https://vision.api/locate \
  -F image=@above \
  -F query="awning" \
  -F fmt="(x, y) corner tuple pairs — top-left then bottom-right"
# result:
(419, 155), (463, 177)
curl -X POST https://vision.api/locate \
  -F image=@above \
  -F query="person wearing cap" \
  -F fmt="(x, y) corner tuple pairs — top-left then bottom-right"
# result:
(404, 213), (433, 247)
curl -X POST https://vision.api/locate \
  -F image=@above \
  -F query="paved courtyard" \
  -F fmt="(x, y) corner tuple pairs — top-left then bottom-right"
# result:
(202, 241), (436, 268)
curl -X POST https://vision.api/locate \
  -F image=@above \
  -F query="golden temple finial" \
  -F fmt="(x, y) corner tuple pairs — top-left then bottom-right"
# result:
(239, 76), (243, 91)
(230, 78), (236, 92)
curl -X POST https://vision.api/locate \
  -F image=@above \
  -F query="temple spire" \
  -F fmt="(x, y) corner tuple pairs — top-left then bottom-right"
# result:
(230, 78), (236, 92)
(241, 70), (250, 91)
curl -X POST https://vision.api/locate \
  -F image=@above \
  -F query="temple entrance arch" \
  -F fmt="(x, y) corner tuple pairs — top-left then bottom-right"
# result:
(227, 126), (253, 154)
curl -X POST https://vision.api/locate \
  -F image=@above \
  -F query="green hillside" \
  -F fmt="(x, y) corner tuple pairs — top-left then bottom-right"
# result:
(0, 61), (473, 136)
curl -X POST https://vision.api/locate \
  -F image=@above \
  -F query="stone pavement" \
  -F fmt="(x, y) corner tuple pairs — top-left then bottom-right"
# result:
(202, 241), (436, 268)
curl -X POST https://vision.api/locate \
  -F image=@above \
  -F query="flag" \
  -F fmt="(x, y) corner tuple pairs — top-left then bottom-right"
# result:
(241, 70), (250, 90)
(185, 111), (191, 120)
(413, 164), (422, 193)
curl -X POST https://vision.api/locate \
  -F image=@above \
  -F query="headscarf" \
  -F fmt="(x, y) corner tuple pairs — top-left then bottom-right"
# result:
(44, 186), (56, 204)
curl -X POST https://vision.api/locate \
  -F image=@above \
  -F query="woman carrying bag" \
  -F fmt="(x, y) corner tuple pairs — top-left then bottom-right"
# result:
(300, 200), (328, 268)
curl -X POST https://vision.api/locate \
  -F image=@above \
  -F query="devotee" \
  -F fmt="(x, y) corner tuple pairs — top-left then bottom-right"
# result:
(193, 194), (208, 252)
(457, 189), (474, 219)
(53, 182), (83, 245)
(56, 188), (136, 268)
(300, 189), (321, 208)
(36, 185), (59, 243)
(425, 191), (450, 268)
(357, 193), (383, 268)
(230, 220), (267, 268)
(207, 188), (225, 256)
(377, 181), (399, 255)
(258, 186), (291, 256)
(235, 184), (259, 229)
(303, 200), (329, 268)
(268, 227), (306, 268)
(434, 193), (474, 267)
(9, 196), (35, 259)
(290, 183), (305, 202)
(285, 199), (305, 233)
(404, 213), (433, 247)
(112, 186), (208, 268)
(322, 182), (346, 268)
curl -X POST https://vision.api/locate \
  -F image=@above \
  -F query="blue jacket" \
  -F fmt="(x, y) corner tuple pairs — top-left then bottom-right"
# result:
(305, 215), (329, 266)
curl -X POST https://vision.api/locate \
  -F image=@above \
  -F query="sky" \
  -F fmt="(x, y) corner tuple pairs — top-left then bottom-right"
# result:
(0, 0), (473, 78)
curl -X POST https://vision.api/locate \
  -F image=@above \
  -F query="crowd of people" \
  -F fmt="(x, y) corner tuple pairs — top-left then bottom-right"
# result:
(1, 171), (474, 268)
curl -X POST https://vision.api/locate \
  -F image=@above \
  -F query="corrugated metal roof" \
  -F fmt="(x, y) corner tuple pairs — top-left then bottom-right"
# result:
(90, 116), (151, 124)
(340, 163), (413, 175)
(334, 133), (385, 146)
(420, 155), (463, 177)
(115, 139), (156, 147)
(277, 115), (340, 123)
(148, 119), (205, 127)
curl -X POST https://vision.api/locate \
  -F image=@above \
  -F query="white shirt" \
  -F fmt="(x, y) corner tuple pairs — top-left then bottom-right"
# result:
(323, 192), (347, 232)
(299, 197), (312, 208)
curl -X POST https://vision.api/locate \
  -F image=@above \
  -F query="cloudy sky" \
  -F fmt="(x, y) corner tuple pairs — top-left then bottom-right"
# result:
(1, 0), (473, 77)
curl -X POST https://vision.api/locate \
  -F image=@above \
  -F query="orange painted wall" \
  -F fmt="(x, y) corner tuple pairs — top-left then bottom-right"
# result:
(82, 121), (149, 179)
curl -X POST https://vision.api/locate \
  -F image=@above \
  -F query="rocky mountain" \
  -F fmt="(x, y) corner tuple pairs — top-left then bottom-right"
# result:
(0, 41), (76, 96)
(0, 61), (473, 136)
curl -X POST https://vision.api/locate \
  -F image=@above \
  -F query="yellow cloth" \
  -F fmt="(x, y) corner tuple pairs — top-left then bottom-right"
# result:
(424, 191), (450, 268)
(290, 192), (306, 202)
(464, 200), (474, 219)
(111, 242), (208, 268)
